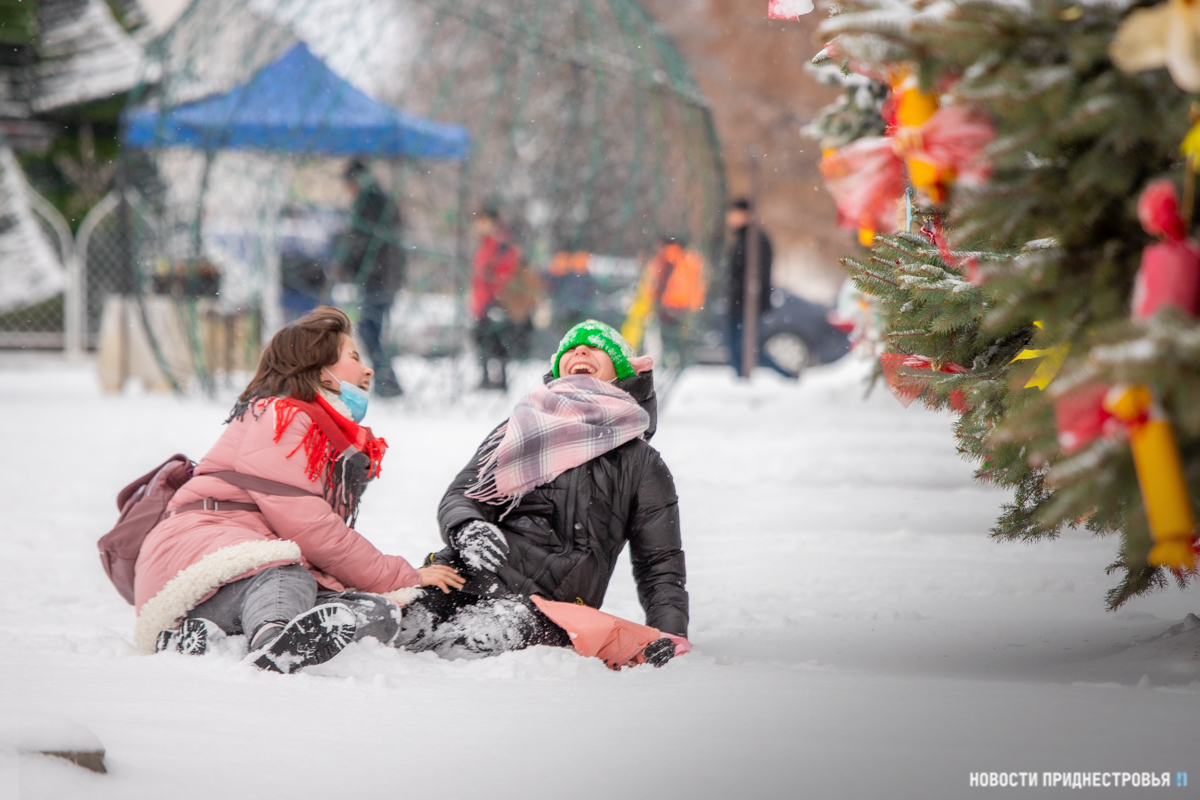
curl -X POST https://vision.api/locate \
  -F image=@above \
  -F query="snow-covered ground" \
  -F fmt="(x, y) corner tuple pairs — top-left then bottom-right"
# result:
(1, 353), (1196, 799)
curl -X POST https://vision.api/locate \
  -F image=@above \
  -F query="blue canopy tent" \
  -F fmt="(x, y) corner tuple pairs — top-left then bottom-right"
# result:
(118, 42), (472, 370)
(122, 42), (470, 159)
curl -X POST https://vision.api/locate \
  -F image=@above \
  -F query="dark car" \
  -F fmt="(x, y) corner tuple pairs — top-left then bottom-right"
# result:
(698, 288), (850, 377)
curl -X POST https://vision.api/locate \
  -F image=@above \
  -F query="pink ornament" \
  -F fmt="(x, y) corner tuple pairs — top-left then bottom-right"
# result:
(769, 0), (812, 19)
(1132, 240), (1200, 319)
(818, 104), (995, 238)
(820, 137), (906, 236)
(893, 105), (996, 188)
(1055, 384), (1119, 454)
(1132, 179), (1200, 319)
(879, 353), (970, 413)
(1137, 179), (1187, 242)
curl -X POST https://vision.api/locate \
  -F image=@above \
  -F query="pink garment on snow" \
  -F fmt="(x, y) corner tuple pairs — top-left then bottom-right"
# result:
(131, 399), (420, 652)
(530, 596), (691, 670)
(465, 375), (650, 509)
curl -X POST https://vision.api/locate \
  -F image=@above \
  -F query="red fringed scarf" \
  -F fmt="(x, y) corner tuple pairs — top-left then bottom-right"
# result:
(273, 395), (387, 479)
(238, 395), (388, 524)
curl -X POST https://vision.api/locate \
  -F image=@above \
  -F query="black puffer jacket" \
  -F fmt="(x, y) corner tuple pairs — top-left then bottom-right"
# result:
(727, 225), (773, 317)
(436, 371), (688, 637)
(341, 183), (405, 295)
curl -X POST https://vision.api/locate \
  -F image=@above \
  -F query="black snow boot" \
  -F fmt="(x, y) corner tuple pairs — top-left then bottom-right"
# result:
(156, 618), (224, 656)
(249, 603), (357, 674)
(642, 637), (677, 667)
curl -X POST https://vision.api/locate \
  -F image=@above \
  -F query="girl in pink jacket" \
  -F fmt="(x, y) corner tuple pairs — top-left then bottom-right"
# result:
(135, 307), (462, 672)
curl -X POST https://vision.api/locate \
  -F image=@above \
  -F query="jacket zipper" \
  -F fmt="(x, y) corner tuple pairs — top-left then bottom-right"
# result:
(522, 467), (581, 594)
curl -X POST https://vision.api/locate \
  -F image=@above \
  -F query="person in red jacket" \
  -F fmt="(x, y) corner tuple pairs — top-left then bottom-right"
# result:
(469, 207), (524, 390)
(135, 307), (462, 672)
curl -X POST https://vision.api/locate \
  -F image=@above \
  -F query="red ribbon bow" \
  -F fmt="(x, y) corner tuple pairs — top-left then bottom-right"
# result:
(879, 353), (969, 413)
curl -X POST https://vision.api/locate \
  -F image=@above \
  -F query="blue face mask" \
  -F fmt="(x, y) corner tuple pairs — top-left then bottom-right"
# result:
(325, 369), (369, 423)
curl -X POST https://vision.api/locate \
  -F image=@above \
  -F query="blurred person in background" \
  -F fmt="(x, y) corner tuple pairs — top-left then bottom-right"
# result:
(622, 235), (707, 373)
(546, 250), (596, 336)
(469, 205), (525, 391)
(725, 197), (788, 377)
(278, 204), (330, 324)
(339, 159), (405, 398)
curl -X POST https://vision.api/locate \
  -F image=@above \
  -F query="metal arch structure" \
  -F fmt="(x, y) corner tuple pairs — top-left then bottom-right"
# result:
(394, 0), (727, 260)
(117, 0), (726, 394)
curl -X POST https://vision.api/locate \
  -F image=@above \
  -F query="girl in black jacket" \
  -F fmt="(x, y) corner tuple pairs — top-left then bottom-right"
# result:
(396, 321), (688, 666)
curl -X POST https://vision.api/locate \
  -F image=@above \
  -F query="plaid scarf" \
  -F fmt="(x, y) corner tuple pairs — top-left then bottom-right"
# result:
(465, 375), (650, 513)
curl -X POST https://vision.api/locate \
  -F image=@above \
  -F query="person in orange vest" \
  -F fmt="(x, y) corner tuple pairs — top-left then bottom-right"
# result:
(622, 236), (706, 369)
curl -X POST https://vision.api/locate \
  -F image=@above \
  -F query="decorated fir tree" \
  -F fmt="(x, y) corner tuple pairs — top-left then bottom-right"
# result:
(804, 48), (889, 151)
(809, 0), (1200, 607)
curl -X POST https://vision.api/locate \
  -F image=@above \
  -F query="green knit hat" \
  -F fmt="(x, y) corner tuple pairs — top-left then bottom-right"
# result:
(552, 320), (637, 380)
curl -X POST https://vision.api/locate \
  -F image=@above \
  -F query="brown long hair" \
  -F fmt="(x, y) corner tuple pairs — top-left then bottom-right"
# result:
(238, 306), (350, 403)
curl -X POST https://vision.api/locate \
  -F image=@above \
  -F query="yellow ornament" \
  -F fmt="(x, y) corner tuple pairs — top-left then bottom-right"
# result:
(1009, 322), (1069, 390)
(906, 157), (953, 204)
(891, 74), (939, 128)
(1103, 385), (1198, 570)
(1102, 384), (1153, 419)
(1181, 117), (1200, 167)
(889, 77), (949, 203)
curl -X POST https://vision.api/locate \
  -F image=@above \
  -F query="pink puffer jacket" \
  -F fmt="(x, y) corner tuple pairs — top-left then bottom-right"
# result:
(132, 398), (420, 652)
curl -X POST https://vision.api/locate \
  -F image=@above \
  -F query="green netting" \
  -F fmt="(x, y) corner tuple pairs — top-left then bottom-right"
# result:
(0, 0), (39, 48)
(120, 0), (725, 396)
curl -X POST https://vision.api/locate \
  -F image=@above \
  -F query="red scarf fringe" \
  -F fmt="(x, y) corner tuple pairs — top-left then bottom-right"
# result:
(271, 396), (388, 492)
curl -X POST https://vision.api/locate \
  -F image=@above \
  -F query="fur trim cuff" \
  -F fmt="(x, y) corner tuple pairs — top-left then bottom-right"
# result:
(381, 586), (423, 607)
(134, 539), (303, 653)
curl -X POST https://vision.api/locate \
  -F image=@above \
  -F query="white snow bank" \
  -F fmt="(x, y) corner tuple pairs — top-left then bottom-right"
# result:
(0, 353), (1195, 799)
(0, 713), (103, 754)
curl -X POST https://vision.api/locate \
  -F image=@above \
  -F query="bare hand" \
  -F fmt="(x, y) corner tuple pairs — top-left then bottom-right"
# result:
(418, 564), (465, 594)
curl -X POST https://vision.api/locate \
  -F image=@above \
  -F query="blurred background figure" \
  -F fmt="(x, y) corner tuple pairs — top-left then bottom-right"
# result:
(622, 236), (707, 375)
(278, 204), (335, 325)
(337, 159), (405, 398)
(547, 251), (597, 339)
(469, 205), (533, 391)
(22, 0), (853, 402)
(725, 197), (787, 378)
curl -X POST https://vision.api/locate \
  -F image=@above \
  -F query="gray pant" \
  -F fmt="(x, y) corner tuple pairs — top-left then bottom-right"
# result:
(186, 564), (401, 647)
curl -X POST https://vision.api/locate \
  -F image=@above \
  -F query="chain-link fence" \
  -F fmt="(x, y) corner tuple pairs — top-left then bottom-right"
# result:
(105, 0), (724, 399)
(0, 147), (74, 349)
(76, 186), (265, 393)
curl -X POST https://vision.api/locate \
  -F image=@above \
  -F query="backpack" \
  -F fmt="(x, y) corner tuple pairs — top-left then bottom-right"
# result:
(99, 454), (194, 605)
(497, 257), (543, 325)
(98, 455), (318, 604)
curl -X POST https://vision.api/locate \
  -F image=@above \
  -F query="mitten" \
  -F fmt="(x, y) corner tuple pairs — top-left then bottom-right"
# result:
(643, 637), (676, 668)
(449, 520), (509, 572)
